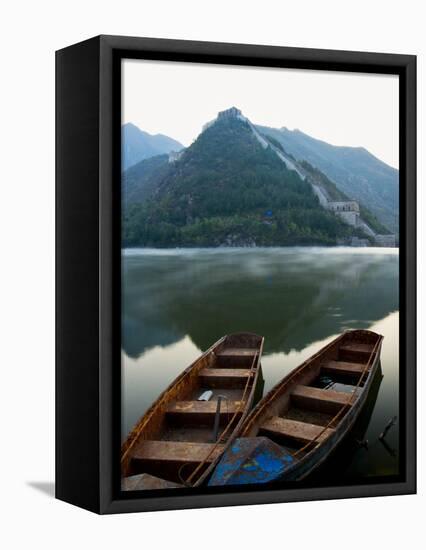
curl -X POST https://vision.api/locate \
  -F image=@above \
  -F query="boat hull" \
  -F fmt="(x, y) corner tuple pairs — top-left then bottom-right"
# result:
(209, 329), (384, 486)
(121, 332), (264, 488)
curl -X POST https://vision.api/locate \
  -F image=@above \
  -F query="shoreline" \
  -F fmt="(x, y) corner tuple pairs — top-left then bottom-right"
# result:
(122, 246), (399, 255)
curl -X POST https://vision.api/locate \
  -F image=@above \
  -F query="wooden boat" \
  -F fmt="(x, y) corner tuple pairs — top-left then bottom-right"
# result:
(208, 329), (383, 486)
(121, 332), (264, 489)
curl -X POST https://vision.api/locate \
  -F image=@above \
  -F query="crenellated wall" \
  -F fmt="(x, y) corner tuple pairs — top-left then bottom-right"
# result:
(201, 108), (396, 246)
(328, 200), (359, 213)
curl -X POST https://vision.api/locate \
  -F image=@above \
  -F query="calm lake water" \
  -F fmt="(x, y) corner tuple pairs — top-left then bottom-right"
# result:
(122, 247), (399, 482)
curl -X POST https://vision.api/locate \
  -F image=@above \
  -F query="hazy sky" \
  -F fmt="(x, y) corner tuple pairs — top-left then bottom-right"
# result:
(122, 59), (399, 169)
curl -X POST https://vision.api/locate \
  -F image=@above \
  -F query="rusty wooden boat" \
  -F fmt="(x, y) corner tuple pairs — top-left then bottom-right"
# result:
(208, 329), (383, 486)
(121, 332), (264, 489)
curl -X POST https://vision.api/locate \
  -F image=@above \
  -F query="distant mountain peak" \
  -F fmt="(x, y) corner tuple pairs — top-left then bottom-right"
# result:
(121, 123), (184, 171)
(123, 121), (180, 141)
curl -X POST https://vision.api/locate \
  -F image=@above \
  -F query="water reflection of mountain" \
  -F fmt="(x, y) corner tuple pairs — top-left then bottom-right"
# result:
(122, 249), (398, 359)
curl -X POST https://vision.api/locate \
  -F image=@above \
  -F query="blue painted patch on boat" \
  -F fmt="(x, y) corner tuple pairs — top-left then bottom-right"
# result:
(208, 437), (295, 486)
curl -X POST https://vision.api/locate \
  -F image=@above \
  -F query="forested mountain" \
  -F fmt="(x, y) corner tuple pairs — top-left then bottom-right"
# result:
(122, 154), (170, 208)
(122, 123), (184, 170)
(122, 112), (368, 247)
(258, 126), (399, 232)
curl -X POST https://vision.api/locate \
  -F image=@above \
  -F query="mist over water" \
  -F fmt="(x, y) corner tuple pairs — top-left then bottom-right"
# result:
(122, 247), (399, 481)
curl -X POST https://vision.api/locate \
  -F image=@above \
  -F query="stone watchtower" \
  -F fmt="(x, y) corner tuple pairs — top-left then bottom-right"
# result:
(327, 200), (360, 227)
(217, 107), (243, 119)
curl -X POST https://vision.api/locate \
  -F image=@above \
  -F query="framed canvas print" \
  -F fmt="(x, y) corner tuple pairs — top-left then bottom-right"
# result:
(56, 35), (416, 514)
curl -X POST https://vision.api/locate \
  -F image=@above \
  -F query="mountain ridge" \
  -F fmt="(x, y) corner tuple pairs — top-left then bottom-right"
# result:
(122, 109), (372, 248)
(122, 122), (184, 171)
(257, 125), (398, 232)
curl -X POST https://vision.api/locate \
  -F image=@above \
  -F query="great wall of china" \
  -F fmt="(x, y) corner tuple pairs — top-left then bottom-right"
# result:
(171, 107), (396, 247)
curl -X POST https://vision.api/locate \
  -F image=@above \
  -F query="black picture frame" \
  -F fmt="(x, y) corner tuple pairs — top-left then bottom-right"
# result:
(56, 35), (416, 514)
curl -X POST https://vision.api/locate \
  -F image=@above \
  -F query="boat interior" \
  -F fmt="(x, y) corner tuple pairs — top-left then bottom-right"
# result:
(244, 332), (381, 456)
(123, 334), (263, 485)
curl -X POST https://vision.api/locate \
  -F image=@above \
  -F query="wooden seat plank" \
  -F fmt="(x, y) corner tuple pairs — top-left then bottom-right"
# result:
(292, 385), (351, 406)
(291, 384), (352, 414)
(322, 360), (366, 376)
(131, 440), (225, 464)
(340, 343), (373, 354)
(200, 368), (251, 378)
(217, 348), (257, 357)
(166, 400), (243, 424)
(260, 416), (334, 445)
(199, 368), (252, 388)
(166, 400), (242, 415)
(339, 343), (374, 363)
(215, 348), (257, 368)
